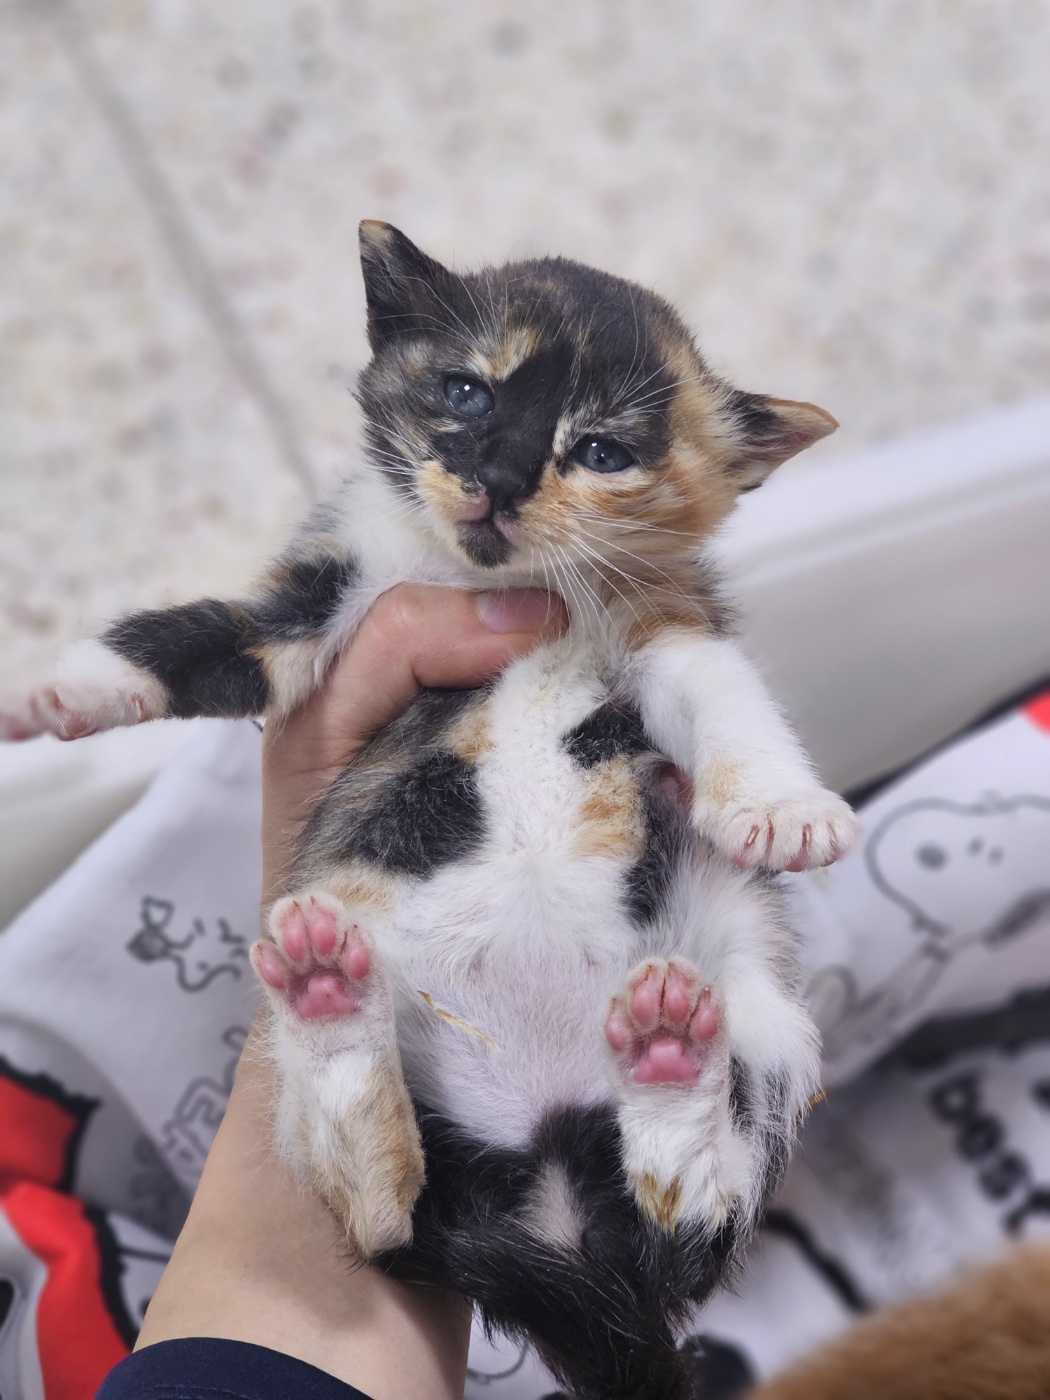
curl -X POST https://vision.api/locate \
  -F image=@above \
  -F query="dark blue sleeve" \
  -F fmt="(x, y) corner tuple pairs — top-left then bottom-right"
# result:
(96, 1338), (376, 1400)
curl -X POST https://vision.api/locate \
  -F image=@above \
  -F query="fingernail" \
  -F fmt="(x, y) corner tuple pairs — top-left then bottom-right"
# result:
(475, 589), (555, 633)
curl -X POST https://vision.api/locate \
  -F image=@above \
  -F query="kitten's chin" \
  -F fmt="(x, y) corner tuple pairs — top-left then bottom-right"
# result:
(456, 518), (515, 569)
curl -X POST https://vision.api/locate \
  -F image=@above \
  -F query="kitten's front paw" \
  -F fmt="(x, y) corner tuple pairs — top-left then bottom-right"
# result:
(699, 787), (859, 871)
(1, 642), (167, 741)
(0, 687), (65, 741)
(55, 640), (167, 738)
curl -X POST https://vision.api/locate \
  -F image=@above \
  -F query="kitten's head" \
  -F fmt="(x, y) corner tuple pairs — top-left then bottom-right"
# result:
(356, 222), (835, 580)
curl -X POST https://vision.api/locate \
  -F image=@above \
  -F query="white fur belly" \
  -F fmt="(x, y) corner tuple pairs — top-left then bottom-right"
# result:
(379, 645), (654, 1144)
(386, 827), (646, 1142)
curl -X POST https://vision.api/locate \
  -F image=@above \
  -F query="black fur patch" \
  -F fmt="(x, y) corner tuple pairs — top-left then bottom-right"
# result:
(726, 388), (781, 441)
(105, 601), (269, 719)
(624, 784), (685, 927)
(296, 687), (488, 881)
(562, 703), (652, 768)
(381, 1101), (739, 1400)
(727, 1057), (754, 1131)
(102, 550), (357, 720)
(345, 749), (485, 876)
(251, 555), (357, 640)
(688, 555), (738, 637)
(458, 518), (513, 568)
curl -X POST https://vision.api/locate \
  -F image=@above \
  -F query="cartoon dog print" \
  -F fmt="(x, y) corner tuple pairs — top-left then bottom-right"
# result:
(811, 795), (1050, 1064)
(866, 796), (1050, 946)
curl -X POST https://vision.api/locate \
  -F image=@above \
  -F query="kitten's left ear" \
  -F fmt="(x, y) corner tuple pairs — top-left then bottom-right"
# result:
(359, 220), (457, 351)
(725, 391), (838, 490)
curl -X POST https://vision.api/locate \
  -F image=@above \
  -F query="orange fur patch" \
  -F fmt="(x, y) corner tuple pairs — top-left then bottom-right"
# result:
(633, 1171), (684, 1232)
(329, 868), (395, 914)
(698, 758), (741, 810)
(318, 1056), (426, 1258)
(573, 760), (645, 859)
(416, 457), (476, 514)
(446, 705), (493, 763)
(473, 323), (543, 380)
(253, 637), (324, 717)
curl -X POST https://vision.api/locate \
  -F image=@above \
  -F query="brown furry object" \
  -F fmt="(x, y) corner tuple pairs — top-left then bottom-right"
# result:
(749, 1247), (1050, 1400)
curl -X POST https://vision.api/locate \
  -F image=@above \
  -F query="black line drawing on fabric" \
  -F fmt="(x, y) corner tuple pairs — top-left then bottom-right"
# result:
(810, 794), (1050, 1063)
(762, 1209), (870, 1313)
(890, 984), (1050, 1070)
(158, 1026), (248, 1179)
(127, 895), (250, 992)
(928, 1068), (1050, 1234)
(87, 1204), (158, 1346)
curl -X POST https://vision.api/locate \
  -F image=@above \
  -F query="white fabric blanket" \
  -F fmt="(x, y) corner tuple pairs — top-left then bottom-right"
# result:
(1, 693), (1048, 1399)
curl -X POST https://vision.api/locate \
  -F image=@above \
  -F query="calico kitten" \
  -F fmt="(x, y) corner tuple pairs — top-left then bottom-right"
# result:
(3, 223), (857, 1400)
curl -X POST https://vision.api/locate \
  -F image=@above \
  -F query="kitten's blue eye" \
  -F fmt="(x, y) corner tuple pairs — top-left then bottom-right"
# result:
(445, 377), (494, 417)
(575, 438), (634, 473)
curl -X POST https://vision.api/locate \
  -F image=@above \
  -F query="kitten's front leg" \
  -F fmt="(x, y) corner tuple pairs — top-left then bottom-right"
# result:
(252, 889), (424, 1255)
(0, 551), (358, 741)
(630, 631), (858, 870)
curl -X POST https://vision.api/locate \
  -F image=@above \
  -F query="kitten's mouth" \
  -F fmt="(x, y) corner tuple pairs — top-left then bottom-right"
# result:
(456, 490), (517, 567)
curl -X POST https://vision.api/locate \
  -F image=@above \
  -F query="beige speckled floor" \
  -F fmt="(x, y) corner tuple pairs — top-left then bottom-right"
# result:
(3, 0), (1050, 676)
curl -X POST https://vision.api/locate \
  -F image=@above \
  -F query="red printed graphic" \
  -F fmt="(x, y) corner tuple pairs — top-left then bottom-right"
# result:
(3, 1186), (132, 1398)
(1023, 690), (1050, 734)
(0, 1057), (136, 1398)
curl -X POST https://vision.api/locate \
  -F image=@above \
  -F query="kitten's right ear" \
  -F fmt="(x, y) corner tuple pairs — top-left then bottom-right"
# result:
(723, 390), (838, 490)
(358, 221), (453, 350)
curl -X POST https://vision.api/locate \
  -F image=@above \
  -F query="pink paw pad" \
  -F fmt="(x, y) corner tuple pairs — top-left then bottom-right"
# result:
(252, 894), (371, 1022)
(605, 960), (722, 1086)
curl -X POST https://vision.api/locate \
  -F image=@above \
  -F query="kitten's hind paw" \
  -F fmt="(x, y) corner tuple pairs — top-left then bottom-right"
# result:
(699, 786), (859, 871)
(606, 959), (722, 1086)
(254, 892), (373, 1022)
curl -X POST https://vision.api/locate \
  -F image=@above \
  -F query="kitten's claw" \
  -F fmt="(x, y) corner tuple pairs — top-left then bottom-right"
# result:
(700, 788), (859, 871)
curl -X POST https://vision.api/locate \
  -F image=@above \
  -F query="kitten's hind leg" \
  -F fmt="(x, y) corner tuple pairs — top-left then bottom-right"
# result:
(252, 889), (424, 1256)
(606, 959), (749, 1234)
(607, 952), (817, 1249)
